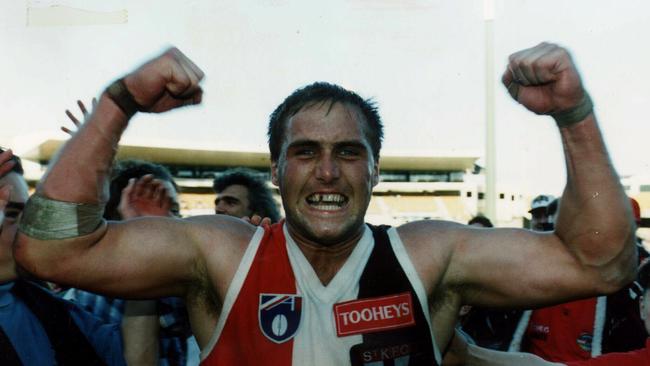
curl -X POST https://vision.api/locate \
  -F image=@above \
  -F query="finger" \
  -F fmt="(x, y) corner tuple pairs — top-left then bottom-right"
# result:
(92, 97), (98, 109)
(65, 110), (81, 127)
(0, 152), (16, 177)
(77, 100), (88, 117)
(531, 45), (571, 84)
(177, 62), (202, 99)
(506, 80), (519, 100)
(508, 61), (530, 87)
(249, 214), (262, 226)
(518, 43), (557, 85)
(121, 178), (136, 199)
(147, 179), (164, 201)
(170, 48), (205, 82)
(179, 88), (203, 107)
(132, 175), (152, 197)
(60, 126), (74, 136)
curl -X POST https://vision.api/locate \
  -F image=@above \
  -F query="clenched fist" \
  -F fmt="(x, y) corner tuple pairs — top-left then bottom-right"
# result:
(122, 47), (205, 114)
(502, 42), (586, 116)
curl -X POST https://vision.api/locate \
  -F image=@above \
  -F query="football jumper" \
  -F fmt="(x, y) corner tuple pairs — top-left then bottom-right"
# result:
(200, 222), (441, 366)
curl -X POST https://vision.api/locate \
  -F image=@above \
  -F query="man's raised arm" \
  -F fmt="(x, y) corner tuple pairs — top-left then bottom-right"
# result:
(433, 43), (637, 309)
(13, 48), (209, 297)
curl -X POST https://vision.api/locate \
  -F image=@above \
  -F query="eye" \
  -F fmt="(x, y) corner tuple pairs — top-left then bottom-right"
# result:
(295, 148), (315, 157)
(338, 147), (362, 159)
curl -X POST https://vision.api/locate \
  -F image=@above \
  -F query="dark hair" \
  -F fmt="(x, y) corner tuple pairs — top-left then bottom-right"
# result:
(0, 148), (24, 175)
(267, 82), (383, 162)
(213, 168), (280, 223)
(105, 159), (178, 220)
(468, 215), (493, 228)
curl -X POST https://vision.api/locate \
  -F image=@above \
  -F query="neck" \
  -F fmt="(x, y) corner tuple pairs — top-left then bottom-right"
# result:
(286, 223), (365, 286)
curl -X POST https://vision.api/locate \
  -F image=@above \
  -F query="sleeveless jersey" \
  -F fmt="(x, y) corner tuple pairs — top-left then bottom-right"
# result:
(200, 222), (441, 365)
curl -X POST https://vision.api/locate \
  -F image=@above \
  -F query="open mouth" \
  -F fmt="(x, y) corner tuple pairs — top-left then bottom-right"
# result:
(305, 193), (349, 211)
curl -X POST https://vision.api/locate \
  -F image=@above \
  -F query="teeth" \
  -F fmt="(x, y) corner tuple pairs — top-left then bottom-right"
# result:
(306, 193), (347, 206)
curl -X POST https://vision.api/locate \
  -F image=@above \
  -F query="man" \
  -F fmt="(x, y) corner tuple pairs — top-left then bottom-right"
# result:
(14, 43), (636, 365)
(448, 259), (650, 365)
(59, 159), (193, 365)
(213, 167), (281, 223)
(0, 149), (125, 365)
(529, 194), (555, 231)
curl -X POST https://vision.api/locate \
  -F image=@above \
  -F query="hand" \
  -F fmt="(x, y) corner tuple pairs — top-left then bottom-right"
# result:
(242, 214), (272, 228)
(61, 98), (97, 135)
(122, 47), (204, 114)
(502, 42), (584, 115)
(118, 175), (175, 219)
(0, 149), (16, 178)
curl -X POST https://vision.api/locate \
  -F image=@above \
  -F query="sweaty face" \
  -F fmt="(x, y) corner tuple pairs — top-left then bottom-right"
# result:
(215, 184), (252, 219)
(271, 101), (379, 247)
(0, 172), (29, 282)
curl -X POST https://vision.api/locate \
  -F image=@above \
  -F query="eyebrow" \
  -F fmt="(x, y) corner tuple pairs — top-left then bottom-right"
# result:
(287, 139), (368, 149)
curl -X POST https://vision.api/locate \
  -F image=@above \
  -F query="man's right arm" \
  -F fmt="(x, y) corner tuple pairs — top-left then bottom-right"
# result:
(12, 48), (223, 298)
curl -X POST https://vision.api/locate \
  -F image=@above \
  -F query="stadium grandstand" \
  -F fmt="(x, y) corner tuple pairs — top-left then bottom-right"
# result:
(17, 139), (585, 228)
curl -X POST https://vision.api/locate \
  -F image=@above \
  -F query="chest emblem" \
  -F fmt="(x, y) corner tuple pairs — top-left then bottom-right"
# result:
(334, 292), (416, 337)
(258, 294), (302, 343)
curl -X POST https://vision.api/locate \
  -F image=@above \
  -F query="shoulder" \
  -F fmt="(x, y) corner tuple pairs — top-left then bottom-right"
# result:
(395, 219), (469, 252)
(393, 220), (471, 293)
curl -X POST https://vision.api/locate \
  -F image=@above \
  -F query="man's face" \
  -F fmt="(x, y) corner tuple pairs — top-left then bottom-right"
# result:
(0, 172), (29, 281)
(530, 208), (550, 231)
(215, 184), (252, 218)
(271, 101), (379, 247)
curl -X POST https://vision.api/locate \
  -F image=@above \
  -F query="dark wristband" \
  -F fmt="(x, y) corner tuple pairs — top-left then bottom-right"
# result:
(551, 92), (594, 128)
(105, 78), (141, 118)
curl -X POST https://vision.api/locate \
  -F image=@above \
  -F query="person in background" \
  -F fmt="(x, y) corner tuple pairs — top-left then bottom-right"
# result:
(213, 167), (281, 223)
(0, 149), (126, 366)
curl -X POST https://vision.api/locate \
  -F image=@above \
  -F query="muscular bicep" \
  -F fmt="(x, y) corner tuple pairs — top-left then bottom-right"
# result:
(447, 226), (612, 308)
(15, 215), (251, 299)
(399, 221), (612, 310)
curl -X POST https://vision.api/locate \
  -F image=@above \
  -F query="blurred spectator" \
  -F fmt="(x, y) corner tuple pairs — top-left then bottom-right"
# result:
(213, 167), (281, 222)
(529, 194), (556, 231)
(468, 215), (494, 228)
(0, 149), (125, 365)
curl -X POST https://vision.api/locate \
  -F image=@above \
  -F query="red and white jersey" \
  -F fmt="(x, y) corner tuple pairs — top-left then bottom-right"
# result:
(200, 222), (440, 365)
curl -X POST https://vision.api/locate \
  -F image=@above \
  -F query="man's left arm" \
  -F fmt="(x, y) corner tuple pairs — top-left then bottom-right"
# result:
(422, 43), (637, 309)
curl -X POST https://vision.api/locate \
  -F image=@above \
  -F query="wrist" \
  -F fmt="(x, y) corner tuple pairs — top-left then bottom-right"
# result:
(552, 92), (594, 128)
(104, 78), (143, 118)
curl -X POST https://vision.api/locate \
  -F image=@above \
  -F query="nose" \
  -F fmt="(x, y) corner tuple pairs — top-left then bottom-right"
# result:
(315, 154), (340, 183)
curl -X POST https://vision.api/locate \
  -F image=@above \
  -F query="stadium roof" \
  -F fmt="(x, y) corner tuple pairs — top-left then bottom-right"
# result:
(23, 139), (478, 172)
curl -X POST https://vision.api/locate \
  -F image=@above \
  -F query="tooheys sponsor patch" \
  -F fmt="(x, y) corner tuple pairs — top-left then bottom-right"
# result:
(334, 292), (415, 337)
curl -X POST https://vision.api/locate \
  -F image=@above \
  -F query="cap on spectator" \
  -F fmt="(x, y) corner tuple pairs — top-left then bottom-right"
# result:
(630, 197), (641, 225)
(529, 194), (555, 213)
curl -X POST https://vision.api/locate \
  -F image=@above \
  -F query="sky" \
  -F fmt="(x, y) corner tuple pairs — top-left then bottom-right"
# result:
(1, 0), (649, 196)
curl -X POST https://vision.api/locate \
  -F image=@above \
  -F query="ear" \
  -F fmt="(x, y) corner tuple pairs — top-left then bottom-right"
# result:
(371, 160), (380, 187)
(271, 161), (279, 186)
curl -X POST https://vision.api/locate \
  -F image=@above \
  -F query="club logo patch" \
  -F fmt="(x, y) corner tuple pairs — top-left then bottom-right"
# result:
(334, 292), (415, 337)
(259, 294), (302, 343)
